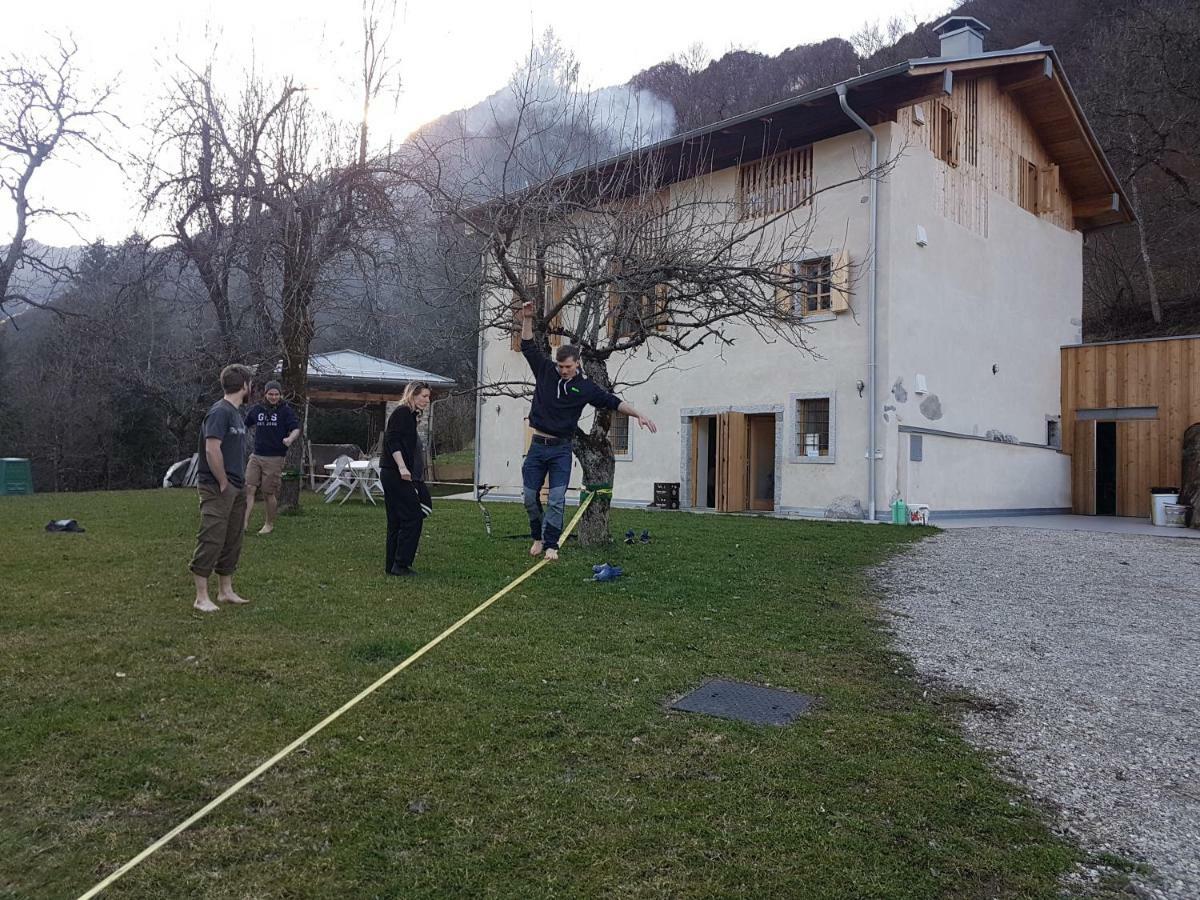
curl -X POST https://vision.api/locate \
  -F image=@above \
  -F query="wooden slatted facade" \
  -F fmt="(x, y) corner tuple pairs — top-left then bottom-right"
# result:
(903, 74), (1074, 238)
(1061, 336), (1200, 516)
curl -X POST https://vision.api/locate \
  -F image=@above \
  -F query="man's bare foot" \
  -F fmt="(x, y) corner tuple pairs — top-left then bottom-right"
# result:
(218, 591), (251, 605)
(193, 597), (220, 613)
(529, 540), (544, 557)
(543, 547), (559, 561)
(258, 524), (273, 535)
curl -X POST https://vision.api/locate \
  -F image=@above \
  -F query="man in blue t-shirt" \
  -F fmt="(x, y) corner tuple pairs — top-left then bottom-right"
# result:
(243, 380), (301, 535)
(517, 301), (657, 560)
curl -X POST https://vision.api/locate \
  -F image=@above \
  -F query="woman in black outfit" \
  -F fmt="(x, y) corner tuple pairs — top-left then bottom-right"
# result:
(380, 382), (432, 576)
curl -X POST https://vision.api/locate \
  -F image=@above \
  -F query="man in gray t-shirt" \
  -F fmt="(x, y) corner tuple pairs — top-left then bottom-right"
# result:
(189, 364), (254, 613)
(197, 397), (248, 489)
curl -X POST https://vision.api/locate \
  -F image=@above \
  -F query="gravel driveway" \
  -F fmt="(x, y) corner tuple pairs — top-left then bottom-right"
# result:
(878, 527), (1200, 899)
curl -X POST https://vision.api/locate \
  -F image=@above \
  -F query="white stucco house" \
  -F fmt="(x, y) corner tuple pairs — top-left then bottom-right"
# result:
(473, 17), (1131, 520)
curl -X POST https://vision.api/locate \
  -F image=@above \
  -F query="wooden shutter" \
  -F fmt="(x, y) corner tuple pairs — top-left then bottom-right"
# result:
(831, 252), (851, 312)
(716, 411), (748, 513)
(775, 262), (794, 316)
(654, 283), (669, 332)
(1038, 163), (1059, 216)
(1072, 420), (1095, 515)
(547, 276), (564, 346)
(689, 418), (701, 507)
(946, 109), (959, 167)
(510, 292), (522, 351)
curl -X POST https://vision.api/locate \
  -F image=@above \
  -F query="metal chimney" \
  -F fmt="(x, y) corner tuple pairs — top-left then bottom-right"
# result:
(932, 16), (990, 58)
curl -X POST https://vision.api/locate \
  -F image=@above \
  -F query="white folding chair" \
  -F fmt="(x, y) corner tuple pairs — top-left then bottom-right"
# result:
(361, 458), (385, 504)
(323, 455), (355, 503)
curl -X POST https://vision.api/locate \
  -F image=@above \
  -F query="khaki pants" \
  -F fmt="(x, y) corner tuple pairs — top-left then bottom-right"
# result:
(189, 484), (248, 577)
(245, 454), (286, 497)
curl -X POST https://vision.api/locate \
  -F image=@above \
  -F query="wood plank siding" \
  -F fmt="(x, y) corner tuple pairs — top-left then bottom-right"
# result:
(902, 74), (1075, 238)
(1061, 336), (1200, 516)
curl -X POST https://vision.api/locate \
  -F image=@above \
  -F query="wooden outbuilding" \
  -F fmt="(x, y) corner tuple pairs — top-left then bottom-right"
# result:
(298, 350), (454, 482)
(1060, 335), (1200, 516)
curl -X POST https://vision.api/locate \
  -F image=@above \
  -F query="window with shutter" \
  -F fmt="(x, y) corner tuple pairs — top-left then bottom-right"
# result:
(777, 255), (850, 316)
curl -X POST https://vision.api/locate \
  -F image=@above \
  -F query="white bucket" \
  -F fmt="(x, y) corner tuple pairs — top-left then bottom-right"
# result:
(1151, 491), (1179, 527)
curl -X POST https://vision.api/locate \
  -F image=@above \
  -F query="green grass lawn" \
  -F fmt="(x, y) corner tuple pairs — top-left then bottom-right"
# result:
(1, 491), (1080, 898)
(432, 445), (474, 468)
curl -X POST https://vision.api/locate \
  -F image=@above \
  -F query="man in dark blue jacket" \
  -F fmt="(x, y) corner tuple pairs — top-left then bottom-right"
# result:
(243, 381), (301, 535)
(518, 301), (656, 560)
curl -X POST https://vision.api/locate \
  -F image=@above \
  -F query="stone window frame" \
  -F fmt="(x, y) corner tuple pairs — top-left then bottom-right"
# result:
(788, 390), (837, 464)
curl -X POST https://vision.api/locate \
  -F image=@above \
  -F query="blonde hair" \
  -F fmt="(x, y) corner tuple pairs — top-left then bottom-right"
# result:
(401, 381), (432, 410)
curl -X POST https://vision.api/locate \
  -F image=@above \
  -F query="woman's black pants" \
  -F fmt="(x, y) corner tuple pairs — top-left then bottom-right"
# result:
(381, 469), (424, 572)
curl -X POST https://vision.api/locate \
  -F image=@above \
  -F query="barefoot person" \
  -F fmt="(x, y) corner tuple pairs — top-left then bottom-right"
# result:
(518, 301), (657, 561)
(380, 381), (434, 576)
(189, 364), (254, 613)
(243, 380), (301, 535)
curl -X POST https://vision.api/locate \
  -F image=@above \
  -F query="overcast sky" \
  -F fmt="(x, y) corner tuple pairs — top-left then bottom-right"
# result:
(3, 0), (951, 246)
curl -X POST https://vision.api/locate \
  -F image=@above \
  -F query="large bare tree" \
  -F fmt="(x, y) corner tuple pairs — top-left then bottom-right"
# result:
(1, 38), (118, 325)
(408, 38), (888, 544)
(143, 2), (400, 510)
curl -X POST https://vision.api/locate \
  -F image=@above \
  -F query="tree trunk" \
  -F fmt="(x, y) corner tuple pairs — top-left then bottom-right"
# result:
(573, 356), (617, 547)
(277, 209), (317, 514)
(1181, 423), (1200, 529)
(1124, 128), (1162, 326)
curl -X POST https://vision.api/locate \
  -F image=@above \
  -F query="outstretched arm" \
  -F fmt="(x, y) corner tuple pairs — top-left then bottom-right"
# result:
(617, 401), (657, 434)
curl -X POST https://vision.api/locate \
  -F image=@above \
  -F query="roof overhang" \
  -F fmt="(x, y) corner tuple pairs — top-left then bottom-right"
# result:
(910, 47), (1132, 230)
(475, 46), (1131, 233)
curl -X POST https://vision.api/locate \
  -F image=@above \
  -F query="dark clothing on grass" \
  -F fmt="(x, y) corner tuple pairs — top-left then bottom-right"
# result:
(519, 339), (621, 549)
(381, 404), (428, 572)
(196, 399), (247, 489)
(382, 469), (429, 572)
(244, 402), (300, 457)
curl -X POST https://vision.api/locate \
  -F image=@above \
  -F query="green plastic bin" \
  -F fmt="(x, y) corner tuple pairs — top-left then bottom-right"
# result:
(0, 458), (34, 495)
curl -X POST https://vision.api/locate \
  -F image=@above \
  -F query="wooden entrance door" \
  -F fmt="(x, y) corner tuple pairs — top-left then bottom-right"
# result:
(1071, 420), (1095, 515)
(716, 411), (748, 512)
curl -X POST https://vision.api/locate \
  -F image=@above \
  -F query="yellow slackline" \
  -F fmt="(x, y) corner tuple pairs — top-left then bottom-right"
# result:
(77, 490), (608, 899)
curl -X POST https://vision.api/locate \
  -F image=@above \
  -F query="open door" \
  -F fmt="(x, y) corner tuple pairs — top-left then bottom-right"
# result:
(1095, 421), (1117, 516)
(1072, 420), (1095, 515)
(747, 415), (776, 512)
(716, 411), (748, 512)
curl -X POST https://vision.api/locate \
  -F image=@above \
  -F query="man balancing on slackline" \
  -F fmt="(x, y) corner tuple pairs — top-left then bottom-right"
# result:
(517, 300), (657, 561)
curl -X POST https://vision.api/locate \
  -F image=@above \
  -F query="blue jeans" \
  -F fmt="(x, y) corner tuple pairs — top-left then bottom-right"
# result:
(522, 439), (572, 549)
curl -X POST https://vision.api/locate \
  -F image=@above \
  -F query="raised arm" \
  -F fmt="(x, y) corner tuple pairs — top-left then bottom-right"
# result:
(518, 301), (553, 377)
